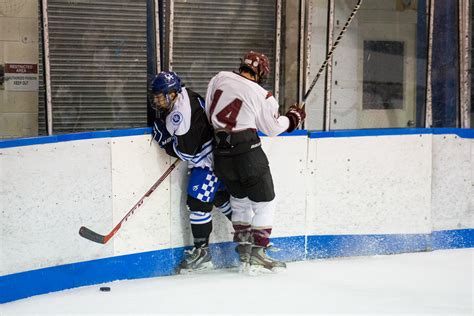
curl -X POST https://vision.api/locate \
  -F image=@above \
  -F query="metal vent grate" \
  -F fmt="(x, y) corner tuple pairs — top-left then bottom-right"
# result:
(171, 0), (276, 96)
(39, 0), (147, 133)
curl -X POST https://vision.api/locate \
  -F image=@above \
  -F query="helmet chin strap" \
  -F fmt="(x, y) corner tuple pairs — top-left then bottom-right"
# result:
(166, 92), (178, 111)
(246, 72), (260, 84)
(256, 72), (266, 85)
(154, 92), (178, 118)
(239, 69), (264, 85)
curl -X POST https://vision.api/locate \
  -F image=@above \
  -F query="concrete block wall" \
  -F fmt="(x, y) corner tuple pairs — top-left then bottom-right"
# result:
(0, 0), (38, 139)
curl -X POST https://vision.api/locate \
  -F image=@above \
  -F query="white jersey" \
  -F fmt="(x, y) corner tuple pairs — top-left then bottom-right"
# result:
(165, 87), (194, 136)
(205, 71), (290, 136)
(163, 87), (213, 169)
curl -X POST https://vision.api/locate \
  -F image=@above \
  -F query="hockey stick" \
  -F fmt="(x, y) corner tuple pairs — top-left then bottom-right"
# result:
(303, 0), (363, 102)
(79, 158), (181, 244)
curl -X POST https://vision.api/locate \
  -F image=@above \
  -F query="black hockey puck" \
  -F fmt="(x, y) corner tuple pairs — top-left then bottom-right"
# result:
(99, 286), (111, 292)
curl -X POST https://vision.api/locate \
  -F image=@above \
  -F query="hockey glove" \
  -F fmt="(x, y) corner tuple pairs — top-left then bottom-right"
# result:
(285, 103), (306, 132)
(153, 119), (174, 148)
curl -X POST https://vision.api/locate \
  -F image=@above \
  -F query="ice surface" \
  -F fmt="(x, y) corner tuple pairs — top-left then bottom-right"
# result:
(2, 248), (473, 315)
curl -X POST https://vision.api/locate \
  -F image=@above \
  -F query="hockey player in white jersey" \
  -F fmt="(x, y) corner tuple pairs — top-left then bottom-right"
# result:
(150, 71), (232, 273)
(205, 51), (306, 273)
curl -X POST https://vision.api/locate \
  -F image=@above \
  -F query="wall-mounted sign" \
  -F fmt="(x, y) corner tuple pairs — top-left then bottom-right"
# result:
(4, 63), (38, 91)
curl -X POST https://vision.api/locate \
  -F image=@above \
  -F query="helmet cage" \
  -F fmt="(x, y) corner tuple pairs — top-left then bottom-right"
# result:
(151, 71), (182, 110)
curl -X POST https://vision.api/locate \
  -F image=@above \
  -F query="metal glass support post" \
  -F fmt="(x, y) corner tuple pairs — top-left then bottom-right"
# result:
(41, 0), (53, 135)
(298, 0), (306, 105)
(154, 0), (161, 74)
(425, 0), (434, 128)
(459, 0), (471, 128)
(275, 0), (282, 102)
(165, 0), (174, 71)
(323, 0), (335, 131)
(304, 0), (312, 101)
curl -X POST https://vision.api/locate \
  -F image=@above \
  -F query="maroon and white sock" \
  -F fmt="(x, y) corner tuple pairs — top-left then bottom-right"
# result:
(251, 228), (272, 247)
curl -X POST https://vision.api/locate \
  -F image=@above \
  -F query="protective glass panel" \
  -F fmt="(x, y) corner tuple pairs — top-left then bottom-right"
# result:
(304, 0), (329, 131)
(363, 40), (404, 110)
(314, 0), (426, 130)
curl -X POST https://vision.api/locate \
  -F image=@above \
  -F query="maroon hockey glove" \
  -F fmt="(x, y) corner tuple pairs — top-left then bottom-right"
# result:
(285, 103), (306, 132)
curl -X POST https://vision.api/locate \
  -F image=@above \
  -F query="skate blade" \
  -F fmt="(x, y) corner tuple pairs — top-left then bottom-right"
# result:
(178, 261), (214, 274)
(247, 264), (287, 276)
(248, 264), (276, 276)
(238, 262), (250, 274)
(271, 266), (287, 273)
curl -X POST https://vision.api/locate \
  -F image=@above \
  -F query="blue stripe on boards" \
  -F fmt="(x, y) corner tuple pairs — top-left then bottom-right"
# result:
(1, 229), (472, 304)
(305, 229), (474, 259)
(431, 128), (474, 138)
(257, 129), (308, 137)
(266, 235), (306, 262)
(306, 233), (430, 259)
(2, 128), (472, 149)
(0, 248), (175, 304)
(0, 128), (152, 149)
(309, 128), (474, 139)
(431, 229), (474, 249)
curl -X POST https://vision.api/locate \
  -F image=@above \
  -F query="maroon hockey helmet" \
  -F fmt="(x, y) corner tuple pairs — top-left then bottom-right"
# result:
(240, 51), (270, 84)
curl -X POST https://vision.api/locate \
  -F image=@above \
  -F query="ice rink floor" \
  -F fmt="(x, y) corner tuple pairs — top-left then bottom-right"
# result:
(2, 248), (473, 315)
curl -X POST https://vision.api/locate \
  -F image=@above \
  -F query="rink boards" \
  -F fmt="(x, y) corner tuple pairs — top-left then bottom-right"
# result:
(0, 128), (473, 303)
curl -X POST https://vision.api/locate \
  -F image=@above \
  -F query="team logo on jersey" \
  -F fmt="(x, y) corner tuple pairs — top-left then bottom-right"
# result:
(171, 112), (183, 126)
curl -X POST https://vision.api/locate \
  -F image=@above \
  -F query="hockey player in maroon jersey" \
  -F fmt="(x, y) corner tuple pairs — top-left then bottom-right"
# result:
(150, 71), (232, 273)
(205, 51), (306, 273)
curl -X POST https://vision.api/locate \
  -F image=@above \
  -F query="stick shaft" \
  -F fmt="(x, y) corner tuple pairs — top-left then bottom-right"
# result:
(79, 159), (181, 244)
(303, 0), (363, 102)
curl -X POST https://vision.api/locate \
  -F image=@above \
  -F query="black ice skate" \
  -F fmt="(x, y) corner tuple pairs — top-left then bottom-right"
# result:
(236, 243), (252, 262)
(177, 246), (213, 273)
(249, 245), (286, 274)
(235, 243), (252, 273)
(233, 228), (252, 273)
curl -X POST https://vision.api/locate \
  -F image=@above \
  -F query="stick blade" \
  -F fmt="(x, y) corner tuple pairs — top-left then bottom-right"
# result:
(79, 226), (106, 244)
